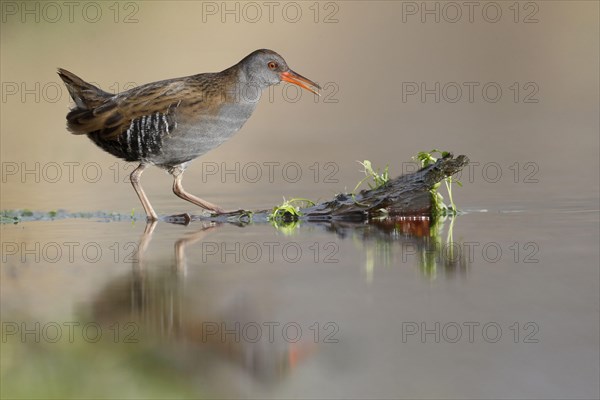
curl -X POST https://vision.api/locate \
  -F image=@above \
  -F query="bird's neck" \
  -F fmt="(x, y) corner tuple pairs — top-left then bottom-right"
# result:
(221, 64), (265, 105)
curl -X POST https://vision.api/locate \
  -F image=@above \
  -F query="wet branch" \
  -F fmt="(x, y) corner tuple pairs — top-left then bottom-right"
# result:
(184, 153), (469, 224)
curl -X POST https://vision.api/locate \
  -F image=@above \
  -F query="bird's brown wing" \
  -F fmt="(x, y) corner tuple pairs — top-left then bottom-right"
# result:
(66, 80), (181, 139)
(65, 77), (223, 140)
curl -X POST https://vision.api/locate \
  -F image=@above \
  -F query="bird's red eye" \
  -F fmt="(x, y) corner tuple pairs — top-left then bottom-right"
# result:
(268, 61), (278, 70)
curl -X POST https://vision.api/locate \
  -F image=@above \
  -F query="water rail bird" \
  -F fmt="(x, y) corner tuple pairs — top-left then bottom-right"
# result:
(58, 49), (320, 221)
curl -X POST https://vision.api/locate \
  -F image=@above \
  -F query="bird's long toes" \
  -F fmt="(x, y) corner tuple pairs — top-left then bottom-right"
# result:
(209, 207), (226, 215)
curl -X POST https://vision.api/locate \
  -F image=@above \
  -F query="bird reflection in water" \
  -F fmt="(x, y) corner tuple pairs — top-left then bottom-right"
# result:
(91, 221), (316, 385)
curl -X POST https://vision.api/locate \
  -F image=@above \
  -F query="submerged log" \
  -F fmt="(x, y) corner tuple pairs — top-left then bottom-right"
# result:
(183, 153), (469, 225)
(302, 153), (469, 220)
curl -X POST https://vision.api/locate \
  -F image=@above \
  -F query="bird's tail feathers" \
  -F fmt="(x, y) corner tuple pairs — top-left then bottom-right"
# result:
(57, 68), (112, 110)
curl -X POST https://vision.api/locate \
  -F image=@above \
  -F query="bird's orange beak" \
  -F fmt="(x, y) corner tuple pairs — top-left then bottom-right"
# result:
(280, 70), (321, 96)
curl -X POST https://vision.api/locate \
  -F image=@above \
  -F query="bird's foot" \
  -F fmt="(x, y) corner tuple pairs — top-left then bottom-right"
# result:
(210, 207), (226, 215)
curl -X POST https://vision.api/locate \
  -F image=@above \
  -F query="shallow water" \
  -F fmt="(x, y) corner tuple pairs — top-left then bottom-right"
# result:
(1, 200), (598, 398)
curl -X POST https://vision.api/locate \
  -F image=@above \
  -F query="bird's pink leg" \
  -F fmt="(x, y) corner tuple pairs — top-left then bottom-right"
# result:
(130, 163), (159, 221)
(171, 168), (224, 214)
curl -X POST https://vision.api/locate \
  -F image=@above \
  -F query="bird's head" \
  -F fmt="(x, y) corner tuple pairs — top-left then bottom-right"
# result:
(239, 49), (320, 95)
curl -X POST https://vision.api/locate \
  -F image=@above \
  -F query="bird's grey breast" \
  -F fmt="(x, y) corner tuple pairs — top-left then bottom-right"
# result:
(153, 95), (260, 167)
